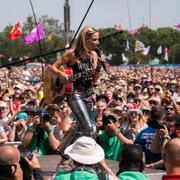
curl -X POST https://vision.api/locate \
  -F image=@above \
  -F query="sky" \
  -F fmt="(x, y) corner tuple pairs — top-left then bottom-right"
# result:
(1, 0), (180, 32)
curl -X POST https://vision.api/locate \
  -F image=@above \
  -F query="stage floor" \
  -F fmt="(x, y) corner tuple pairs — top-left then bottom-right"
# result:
(39, 155), (165, 180)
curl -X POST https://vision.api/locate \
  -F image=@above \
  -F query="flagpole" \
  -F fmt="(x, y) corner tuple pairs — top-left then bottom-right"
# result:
(126, 0), (132, 31)
(149, 0), (151, 28)
(29, 0), (44, 76)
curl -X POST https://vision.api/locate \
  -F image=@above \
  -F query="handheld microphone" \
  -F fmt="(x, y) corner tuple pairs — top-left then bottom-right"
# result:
(95, 48), (108, 73)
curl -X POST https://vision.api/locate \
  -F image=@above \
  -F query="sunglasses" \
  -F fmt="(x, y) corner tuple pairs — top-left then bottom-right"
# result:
(142, 110), (150, 115)
(0, 107), (6, 110)
(166, 107), (174, 111)
(149, 101), (158, 105)
(129, 112), (138, 116)
(114, 111), (123, 116)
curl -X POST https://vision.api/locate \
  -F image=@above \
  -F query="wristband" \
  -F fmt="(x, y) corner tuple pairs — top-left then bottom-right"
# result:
(162, 135), (171, 141)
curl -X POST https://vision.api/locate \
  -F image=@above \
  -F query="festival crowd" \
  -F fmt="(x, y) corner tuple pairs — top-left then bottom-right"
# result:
(0, 64), (179, 180)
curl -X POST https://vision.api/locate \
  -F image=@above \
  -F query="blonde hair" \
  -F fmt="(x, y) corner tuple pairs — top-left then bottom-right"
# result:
(71, 26), (98, 58)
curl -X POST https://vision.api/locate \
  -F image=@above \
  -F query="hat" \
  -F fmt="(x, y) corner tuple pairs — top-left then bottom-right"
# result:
(141, 101), (151, 111)
(13, 83), (24, 90)
(0, 101), (7, 108)
(169, 80), (177, 85)
(149, 97), (161, 106)
(64, 136), (104, 165)
(114, 94), (123, 101)
(16, 112), (28, 120)
(134, 84), (142, 89)
(127, 91), (136, 99)
(114, 106), (123, 111)
(128, 107), (141, 115)
(119, 80), (127, 86)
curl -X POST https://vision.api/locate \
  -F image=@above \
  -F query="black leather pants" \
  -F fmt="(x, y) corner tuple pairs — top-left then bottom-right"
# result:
(67, 87), (94, 136)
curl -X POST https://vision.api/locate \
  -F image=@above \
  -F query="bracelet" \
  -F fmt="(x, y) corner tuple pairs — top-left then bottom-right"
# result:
(115, 130), (119, 136)
(162, 135), (171, 141)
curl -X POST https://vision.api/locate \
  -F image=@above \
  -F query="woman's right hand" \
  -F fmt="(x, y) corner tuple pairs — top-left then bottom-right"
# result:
(60, 73), (69, 83)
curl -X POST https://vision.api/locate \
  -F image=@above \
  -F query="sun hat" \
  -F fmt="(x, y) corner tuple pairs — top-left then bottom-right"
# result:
(0, 101), (7, 108)
(128, 105), (141, 115)
(148, 97), (161, 106)
(134, 84), (142, 89)
(64, 136), (105, 165)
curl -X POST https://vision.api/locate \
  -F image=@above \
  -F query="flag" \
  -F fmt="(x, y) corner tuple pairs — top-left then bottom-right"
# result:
(129, 28), (139, 35)
(164, 48), (169, 61)
(8, 22), (22, 40)
(122, 53), (129, 64)
(135, 40), (145, 52)
(174, 23), (180, 30)
(114, 23), (122, 31)
(125, 40), (130, 51)
(24, 21), (45, 45)
(140, 46), (150, 56)
(157, 46), (162, 55)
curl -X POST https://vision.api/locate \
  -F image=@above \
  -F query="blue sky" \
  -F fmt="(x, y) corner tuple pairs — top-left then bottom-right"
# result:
(1, 0), (180, 31)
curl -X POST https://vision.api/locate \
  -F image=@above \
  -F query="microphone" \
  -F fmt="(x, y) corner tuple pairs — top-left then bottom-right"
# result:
(95, 48), (108, 73)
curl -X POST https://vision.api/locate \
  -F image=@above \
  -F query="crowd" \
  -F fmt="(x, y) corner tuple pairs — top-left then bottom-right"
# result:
(0, 63), (179, 179)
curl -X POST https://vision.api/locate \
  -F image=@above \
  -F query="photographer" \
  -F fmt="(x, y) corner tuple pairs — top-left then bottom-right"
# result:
(22, 107), (62, 156)
(96, 114), (133, 161)
(20, 150), (43, 180)
(0, 145), (43, 180)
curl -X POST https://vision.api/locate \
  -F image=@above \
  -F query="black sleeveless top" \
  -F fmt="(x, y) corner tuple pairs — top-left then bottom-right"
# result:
(67, 57), (93, 89)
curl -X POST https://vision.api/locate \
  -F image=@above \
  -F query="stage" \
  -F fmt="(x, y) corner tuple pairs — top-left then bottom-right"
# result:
(39, 155), (165, 180)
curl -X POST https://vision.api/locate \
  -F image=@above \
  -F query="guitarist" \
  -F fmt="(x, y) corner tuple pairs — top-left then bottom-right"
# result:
(51, 26), (102, 138)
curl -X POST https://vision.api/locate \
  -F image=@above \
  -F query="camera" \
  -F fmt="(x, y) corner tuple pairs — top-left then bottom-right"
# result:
(41, 112), (51, 122)
(37, 109), (51, 122)
(20, 150), (33, 161)
(30, 108), (51, 122)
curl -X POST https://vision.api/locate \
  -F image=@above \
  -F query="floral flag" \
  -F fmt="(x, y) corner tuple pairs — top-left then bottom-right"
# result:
(8, 22), (22, 40)
(24, 21), (45, 45)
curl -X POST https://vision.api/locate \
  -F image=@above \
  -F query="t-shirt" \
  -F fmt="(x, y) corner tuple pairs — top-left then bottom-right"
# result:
(28, 125), (56, 156)
(97, 128), (132, 161)
(0, 125), (5, 133)
(135, 127), (161, 164)
(54, 169), (109, 180)
(161, 174), (180, 180)
(117, 171), (149, 180)
(0, 120), (10, 132)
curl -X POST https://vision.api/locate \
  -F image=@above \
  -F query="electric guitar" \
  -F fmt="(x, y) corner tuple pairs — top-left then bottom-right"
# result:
(43, 65), (90, 105)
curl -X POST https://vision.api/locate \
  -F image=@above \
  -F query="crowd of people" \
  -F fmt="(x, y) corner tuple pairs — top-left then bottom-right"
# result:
(0, 63), (179, 179)
(0, 26), (179, 179)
